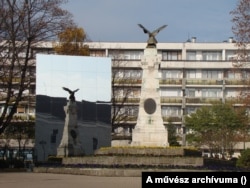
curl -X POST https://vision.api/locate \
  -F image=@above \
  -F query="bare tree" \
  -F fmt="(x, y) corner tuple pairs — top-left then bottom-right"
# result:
(110, 50), (142, 142)
(231, 0), (250, 147)
(3, 122), (34, 160)
(231, 0), (250, 67)
(0, 0), (75, 134)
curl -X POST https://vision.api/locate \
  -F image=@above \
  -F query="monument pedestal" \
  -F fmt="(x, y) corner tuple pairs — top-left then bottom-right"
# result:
(57, 101), (84, 157)
(132, 48), (169, 147)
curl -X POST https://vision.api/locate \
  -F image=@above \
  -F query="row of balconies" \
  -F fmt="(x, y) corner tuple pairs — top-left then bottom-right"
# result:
(0, 77), (36, 83)
(0, 113), (35, 122)
(0, 95), (36, 106)
(113, 97), (140, 103)
(113, 78), (142, 85)
(12, 114), (35, 121)
(113, 78), (250, 86)
(113, 114), (183, 125)
(113, 97), (243, 105)
(161, 97), (242, 104)
(111, 59), (235, 68)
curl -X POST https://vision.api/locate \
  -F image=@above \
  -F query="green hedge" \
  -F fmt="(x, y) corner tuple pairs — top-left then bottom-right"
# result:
(236, 149), (250, 168)
(0, 159), (24, 168)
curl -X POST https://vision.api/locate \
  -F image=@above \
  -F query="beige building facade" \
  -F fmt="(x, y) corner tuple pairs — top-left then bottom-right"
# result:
(81, 38), (247, 147)
(1, 37), (250, 160)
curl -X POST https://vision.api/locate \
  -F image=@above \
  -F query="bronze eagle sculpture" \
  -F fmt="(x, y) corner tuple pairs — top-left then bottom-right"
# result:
(138, 24), (167, 48)
(62, 87), (79, 102)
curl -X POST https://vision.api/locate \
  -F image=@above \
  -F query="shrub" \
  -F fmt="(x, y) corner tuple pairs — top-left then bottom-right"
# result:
(12, 159), (25, 168)
(0, 159), (26, 169)
(0, 160), (9, 168)
(48, 156), (63, 163)
(204, 158), (236, 170)
(236, 149), (250, 168)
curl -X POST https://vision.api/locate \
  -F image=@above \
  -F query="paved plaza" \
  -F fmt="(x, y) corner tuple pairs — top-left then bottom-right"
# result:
(0, 172), (141, 188)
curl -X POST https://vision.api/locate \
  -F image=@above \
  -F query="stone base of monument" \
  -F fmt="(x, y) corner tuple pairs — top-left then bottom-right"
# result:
(131, 128), (168, 147)
(57, 144), (84, 157)
(56, 101), (84, 157)
(62, 147), (203, 168)
(34, 147), (207, 176)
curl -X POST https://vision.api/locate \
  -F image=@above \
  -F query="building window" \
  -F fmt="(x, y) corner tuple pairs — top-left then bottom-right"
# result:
(131, 70), (142, 78)
(161, 89), (182, 97)
(202, 51), (222, 61)
(225, 50), (237, 60)
(186, 70), (198, 78)
(241, 70), (250, 79)
(117, 106), (138, 116)
(162, 106), (181, 116)
(202, 89), (221, 98)
(110, 50), (143, 60)
(124, 70), (142, 78)
(50, 129), (58, 144)
(115, 69), (142, 79)
(225, 70), (241, 79)
(202, 70), (220, 79)
(93, 138), (98, 150)
(125, 107), (138, 116)
(185, 107), (198, 115)
(161, 70), (182, 79)
(186, 89), (195, 97)
(225, 89), (238, 98)
(162, 51), (181, 60)
(186, 51), (196, 60)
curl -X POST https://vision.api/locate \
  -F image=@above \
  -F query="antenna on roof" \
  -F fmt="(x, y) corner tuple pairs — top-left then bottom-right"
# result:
(186, 33), (191, 42)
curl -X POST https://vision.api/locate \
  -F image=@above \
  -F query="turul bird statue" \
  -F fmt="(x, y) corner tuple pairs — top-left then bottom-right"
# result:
(62, 87), (79, 102)
(138, 24), (167, 48)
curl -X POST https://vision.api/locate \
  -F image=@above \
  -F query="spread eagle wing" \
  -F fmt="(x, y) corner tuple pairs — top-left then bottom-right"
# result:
(138, 24), (151, 34)
(152, 25), (167, 35)
(73, 88), (79, 93)
(62, 87), (72, 93)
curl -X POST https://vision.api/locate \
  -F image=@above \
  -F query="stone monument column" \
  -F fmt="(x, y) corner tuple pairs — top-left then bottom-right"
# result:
(131, 47), (169, 147)
(57, 88), (84, 157)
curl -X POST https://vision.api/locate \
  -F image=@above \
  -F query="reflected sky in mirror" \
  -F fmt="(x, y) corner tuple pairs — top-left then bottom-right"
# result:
(36, 54), (111, 102)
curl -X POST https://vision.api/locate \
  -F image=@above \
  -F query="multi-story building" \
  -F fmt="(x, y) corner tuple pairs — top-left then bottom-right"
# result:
(2, 37), (250, 159)
(83, 37), (249, 147)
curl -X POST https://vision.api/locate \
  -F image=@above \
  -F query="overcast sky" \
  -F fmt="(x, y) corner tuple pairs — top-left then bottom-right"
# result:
(63, 0), (238, 43)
